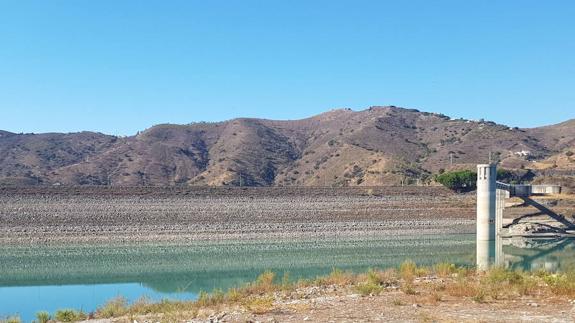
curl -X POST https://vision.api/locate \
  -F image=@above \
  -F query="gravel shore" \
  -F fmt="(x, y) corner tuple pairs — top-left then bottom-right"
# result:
(0, 186), (476, 245)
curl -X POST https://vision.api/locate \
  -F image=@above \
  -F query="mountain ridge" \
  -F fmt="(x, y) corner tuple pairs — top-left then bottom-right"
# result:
(1, 106), (573, 187)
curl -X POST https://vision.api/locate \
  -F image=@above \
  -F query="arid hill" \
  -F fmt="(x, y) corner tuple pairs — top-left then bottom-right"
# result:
(0, 106), (573, 187)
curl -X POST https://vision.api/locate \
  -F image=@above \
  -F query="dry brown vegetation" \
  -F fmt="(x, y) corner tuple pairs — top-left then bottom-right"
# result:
(9, 262), (573, 323)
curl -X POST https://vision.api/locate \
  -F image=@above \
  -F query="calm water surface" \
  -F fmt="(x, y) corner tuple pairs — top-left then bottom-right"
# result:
(1, 235), (574, 322)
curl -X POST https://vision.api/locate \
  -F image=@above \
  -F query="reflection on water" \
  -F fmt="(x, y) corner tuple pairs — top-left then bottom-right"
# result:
(0, 236), (475, 292)
(1, 235), (474, 321)
(1, 235), (575, 321)
(476, 237), (575, 272)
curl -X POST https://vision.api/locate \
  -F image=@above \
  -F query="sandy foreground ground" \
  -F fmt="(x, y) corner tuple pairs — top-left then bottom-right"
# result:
(82, 283), (575, 323)
(229, 292), (575, 323)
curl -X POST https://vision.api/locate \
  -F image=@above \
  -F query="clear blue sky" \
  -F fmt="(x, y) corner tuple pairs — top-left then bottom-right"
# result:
(1, 1), (574, 136)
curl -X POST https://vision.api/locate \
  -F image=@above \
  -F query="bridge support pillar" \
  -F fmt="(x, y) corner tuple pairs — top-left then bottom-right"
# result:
(496, 189), (506, 235)
(477, 164), (497, 241)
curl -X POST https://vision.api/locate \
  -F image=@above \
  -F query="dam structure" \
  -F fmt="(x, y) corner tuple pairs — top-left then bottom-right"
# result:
(476, 163), (565, 269)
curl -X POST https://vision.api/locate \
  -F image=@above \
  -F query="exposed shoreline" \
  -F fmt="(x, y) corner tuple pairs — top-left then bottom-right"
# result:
(0, 186), (476, 245)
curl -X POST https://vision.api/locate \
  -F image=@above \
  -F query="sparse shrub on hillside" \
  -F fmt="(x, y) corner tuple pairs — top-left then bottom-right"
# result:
(566, 151), (574, 157)
(496, 169), (516, 183)
(497, 169), (514, 182)
(435, 170), (477, 192)
(497, 169), (535, 184)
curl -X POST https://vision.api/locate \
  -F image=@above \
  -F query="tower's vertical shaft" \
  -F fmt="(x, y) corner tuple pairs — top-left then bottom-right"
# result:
(477, 164), (496, 241)
(476, 164), (497, 270)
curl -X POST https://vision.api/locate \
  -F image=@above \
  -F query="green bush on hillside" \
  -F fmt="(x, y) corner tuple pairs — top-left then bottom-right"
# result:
(435, 170), (477, 192)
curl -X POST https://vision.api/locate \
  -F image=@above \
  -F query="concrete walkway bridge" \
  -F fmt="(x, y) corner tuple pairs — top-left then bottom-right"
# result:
(495, 181), (570, 232)
(475, 164), (573, 269)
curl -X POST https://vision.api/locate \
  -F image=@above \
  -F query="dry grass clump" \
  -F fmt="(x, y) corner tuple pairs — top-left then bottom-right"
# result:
(445, 277), (480, 298)
(368, 268), (398, 286)
(244, 270), (277, 294)
(35, 311), (51, 323)
(104, 271), (280, 319)
(415, 266), (430, 277)
(399, 260), (417, 282)
(225, 288), (244, 303)
(96, 296), (128, 318)
(472, 267), (538, 301)
(54, 309), (87, 322)
(355, 281), (383, 296)
(0, 317), (21, 323)
(355, 268), (400, 295)
(243, 296), (274, 314)
(443, 267), (543, 302)
(392, 298), (405, 306)
(286, 302), (311, 313)
(144, 299), (190, 313)
(538, 270), (575, 297)
(433, 262), (457, 277)
(480, 267), (534, 299)
(126, 296), (154, 315)
(426, 291), (443, 304)
(315, 268), (355, 286)
(280, 272), (293, 291)
(196, 289), (225, 307)
(401, 282), (418, 295)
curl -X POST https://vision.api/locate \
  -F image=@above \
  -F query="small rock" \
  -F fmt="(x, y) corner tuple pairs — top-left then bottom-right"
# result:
(303, 317), (310, 321)
(412, 303), (421, 308)
(528, 302), (539, 307)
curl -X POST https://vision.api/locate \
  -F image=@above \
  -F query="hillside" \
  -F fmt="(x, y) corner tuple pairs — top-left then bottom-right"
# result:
(0, 106), (573, 187)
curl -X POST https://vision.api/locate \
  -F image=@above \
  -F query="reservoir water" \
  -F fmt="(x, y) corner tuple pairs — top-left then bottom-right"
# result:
(1, 234), (574, 322)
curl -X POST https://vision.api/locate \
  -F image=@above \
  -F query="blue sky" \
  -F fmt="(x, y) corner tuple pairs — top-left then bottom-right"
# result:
(0, 1), (574, 135)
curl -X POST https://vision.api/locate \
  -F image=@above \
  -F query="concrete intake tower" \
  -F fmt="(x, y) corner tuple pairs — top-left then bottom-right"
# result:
(476, 164), (497, 241)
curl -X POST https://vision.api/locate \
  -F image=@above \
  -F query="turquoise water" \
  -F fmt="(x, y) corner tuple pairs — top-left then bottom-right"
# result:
(1, 235), (574, 322)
